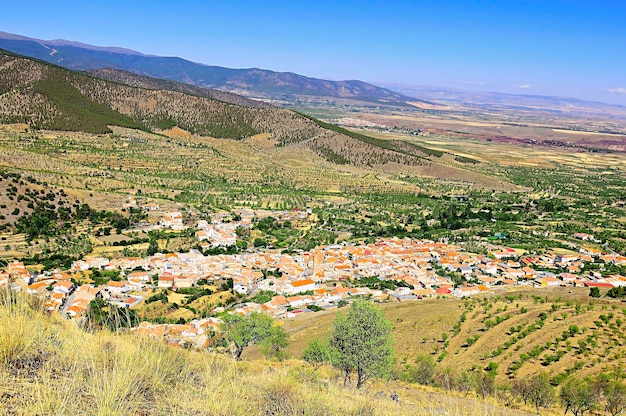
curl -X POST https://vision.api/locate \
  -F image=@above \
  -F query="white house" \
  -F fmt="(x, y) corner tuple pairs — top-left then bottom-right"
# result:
(285, 279), (316, 295)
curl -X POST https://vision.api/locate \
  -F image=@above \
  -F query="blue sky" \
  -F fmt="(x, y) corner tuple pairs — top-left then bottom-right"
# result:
(3, 0), (626, 104)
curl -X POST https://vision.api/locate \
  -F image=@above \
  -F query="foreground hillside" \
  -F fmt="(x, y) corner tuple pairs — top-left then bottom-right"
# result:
(0, 290), (527, 416)
(283, 288), (626, 388)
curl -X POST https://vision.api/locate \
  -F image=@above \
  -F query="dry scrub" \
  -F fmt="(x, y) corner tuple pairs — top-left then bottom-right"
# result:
(0, 289), (527, 415)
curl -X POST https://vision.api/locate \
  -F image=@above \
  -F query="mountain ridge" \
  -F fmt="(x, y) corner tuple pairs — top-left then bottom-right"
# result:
(0, 31), (418, 106)
(3, 31), (624, 112)
(377, 82), (626, 117)
(0, 49), (447, 169)
(86, 68), (273, 109)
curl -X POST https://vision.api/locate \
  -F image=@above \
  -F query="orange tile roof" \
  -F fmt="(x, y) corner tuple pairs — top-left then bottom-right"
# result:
(28, 281), (47, 290)
(54, 280), (74, 288)
(291, 279), (314, 287)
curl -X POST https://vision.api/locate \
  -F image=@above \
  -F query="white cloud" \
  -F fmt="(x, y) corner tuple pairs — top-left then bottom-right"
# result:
(518, 84), (531, 89)
(608, 88), (626, 94)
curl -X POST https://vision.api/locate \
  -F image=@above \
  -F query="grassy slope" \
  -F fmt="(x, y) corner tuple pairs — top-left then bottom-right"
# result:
(0, 289), (528, 416)
(283, 287), (626, 387)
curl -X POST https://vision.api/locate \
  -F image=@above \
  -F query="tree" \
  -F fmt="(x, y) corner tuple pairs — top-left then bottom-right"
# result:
(220, 312), (287, 360)
(603, 381), (626, 416)
(512, 378), (532, 405)
(330, 299), (394, 389)
(261, 325), (289, 361)
(474, 372), (496, 398)
(528, 373), (555, 413)
(253, 237), (267, 248)
(146, 238), (159, 256)
(302, 338), (334, 371)
(589, 287), (601, 298)
(407, 354), (437, 385)
(560, 378), (600, 416)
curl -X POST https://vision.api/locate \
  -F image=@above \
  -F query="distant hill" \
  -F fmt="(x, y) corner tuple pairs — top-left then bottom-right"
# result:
(0, 49), (444, 168)
(0, 31), (419, 106)
(378, 83), (626, 119)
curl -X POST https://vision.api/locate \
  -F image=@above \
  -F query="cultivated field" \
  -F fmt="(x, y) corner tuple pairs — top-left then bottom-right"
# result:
(281, 287), (626, 386)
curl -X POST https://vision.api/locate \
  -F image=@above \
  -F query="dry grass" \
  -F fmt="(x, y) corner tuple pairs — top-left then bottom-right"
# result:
(0, 289), (533, 415)
(277, 298), (462, 362)
(281, 288), (626, 389)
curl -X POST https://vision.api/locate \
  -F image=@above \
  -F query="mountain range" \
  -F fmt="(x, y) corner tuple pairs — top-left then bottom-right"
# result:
(378, 83), (626, 119)
(0, 31), (417, 106)
(0, 49), (446, 168)
(3, 31), (625, 117)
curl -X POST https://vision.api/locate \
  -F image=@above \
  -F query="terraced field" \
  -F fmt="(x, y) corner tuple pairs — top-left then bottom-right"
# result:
(282, 288), (626, 387)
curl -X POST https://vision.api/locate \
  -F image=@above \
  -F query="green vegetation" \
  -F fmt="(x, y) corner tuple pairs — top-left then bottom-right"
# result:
(220, 312), (288, 360)
(301, 301), (396, 389)
(31, 77), (144, 133)
(249, 290), (277, 304)
(85, 298), (139, 331)
(607, 286), (626, 299)
(310, 144), (349, 164)
(330, 300), (394, 389)
(302, 338), (334, 371)
(454, 155), (480, 164)
(353, 276), (414, 291)
(560, 378), (599, 416)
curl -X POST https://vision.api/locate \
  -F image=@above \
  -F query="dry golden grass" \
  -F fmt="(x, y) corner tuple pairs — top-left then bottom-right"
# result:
(0, 289), (536, 415)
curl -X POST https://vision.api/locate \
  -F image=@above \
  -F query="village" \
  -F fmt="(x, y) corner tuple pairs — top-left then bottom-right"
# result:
(2, 208), (625, 349)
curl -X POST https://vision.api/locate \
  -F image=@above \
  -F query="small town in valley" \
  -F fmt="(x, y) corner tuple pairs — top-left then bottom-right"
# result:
(3, 207), (624, 348)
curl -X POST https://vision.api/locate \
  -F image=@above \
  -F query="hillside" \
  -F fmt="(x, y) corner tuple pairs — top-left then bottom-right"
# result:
(283, 288), (626, 389)
(0, 31), (419, 106)
(1, 49), (487, 171)
(0, 49), (309, 139)
(0, 289), (529, 415)
(86, 68), (273, 109)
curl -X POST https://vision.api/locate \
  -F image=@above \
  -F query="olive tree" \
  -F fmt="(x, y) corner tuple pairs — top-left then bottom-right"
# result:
(221, 312), (287, 360)
(560, 378), (600, 416)
(302, 338), (335, 371)
(260, 325), (289, 361)
(528, 373), (555, 413)
(330, 299), (394, 389)
(603, 381), (626, 416)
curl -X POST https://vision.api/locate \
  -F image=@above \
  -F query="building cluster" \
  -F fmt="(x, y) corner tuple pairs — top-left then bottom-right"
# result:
(131, 317), (222, 349)
(2, 212), (625, 347)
